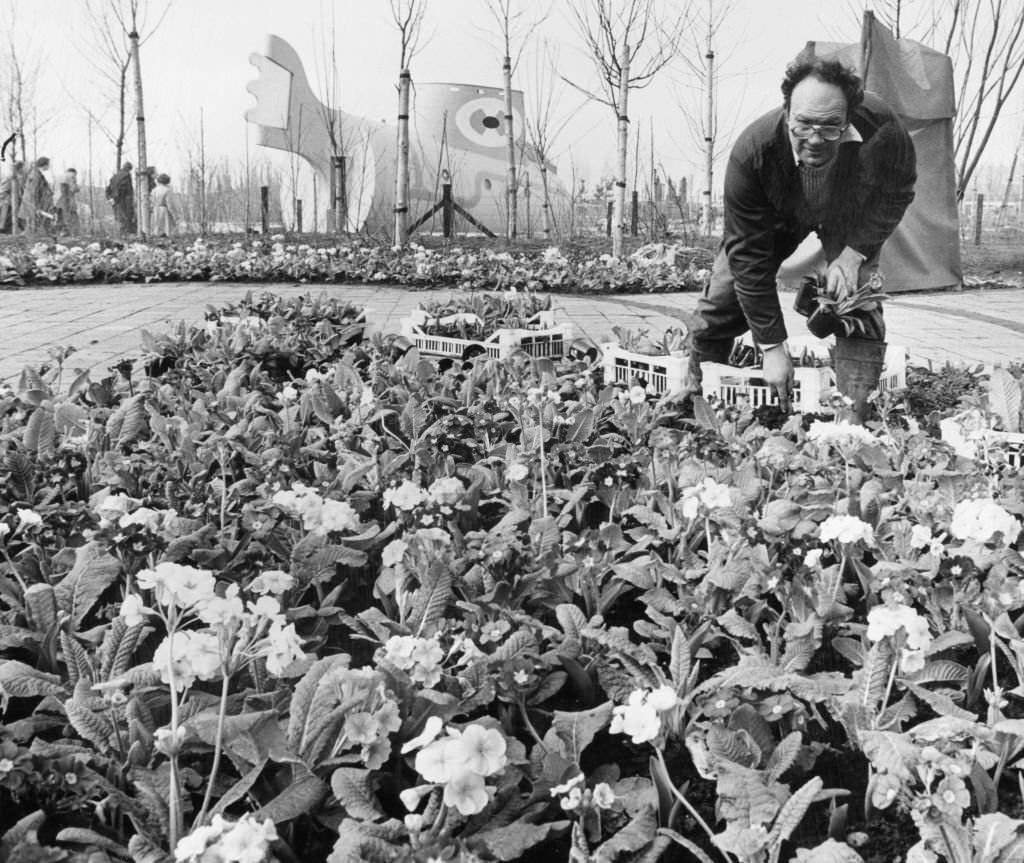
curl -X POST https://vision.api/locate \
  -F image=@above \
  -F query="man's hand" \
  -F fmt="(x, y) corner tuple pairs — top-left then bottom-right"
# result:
(824, 246), (866, 301)
(762, 344), (795, 412)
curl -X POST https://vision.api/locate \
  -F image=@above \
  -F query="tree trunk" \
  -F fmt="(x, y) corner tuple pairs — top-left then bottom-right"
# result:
(130, 29), (149, 236)
(503, 53), (517, 243)
(613, 42), (630, 258)
(540, 163), (552, 242)
(394, 68), (411, 248)
(702, 45), (714, 238)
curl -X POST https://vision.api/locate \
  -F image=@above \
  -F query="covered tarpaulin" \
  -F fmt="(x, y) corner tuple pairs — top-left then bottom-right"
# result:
(789, 15), (962, 292)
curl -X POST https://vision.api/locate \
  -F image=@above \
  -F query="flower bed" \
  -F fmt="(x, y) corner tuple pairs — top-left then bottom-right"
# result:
(2, 291), (1024, 862)
(0, 237), (711, 294)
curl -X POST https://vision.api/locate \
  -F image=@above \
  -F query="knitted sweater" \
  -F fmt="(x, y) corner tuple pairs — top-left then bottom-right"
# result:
(720, 91), (917, 345)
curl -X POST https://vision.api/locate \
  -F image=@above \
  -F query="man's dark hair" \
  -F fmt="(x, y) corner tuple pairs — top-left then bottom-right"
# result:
(781, 57), (864, 112)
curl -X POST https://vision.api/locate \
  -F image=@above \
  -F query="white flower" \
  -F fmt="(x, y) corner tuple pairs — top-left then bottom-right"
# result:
(807, 419), (877, 451)
(819, 515), (874, 545)
(136, 562), (217, 610)
(610, 700), (661, 744)
(507, 462), (530, 482)
(415, 736), (465, 783)
(550, 773), (585, 797)
(909, 524), (933, 550)
(118, 507), (162, 530)
(593, 782), (616, 809)
(196, 587), (245, 628)
(646, 685), (678, 712)
(154, 630), (222, 691)
(249, 569), (294, 595)
(120, 593), (148, 628)
(950, 498), (1020, 546)
(249, 595), (281, 619)
(281, 385), (298, 402)
(628, 385), (647, 405)
(16, 508), (42, 527)
(866, 603), (932, 653)
(0, 523), (9, 539)
(381, 539), (409, 568)
(804, 548), (824, 568)
(263, 620), (305, 676)
(428, 476), (464, 506)
(383, 480), (427, 512)
(320, 498), (358, 534)
(217, 815), (278, 863)
(459, 724), (507, 776)
(95, 492), (137, 525)
(401, 716), (445, 754)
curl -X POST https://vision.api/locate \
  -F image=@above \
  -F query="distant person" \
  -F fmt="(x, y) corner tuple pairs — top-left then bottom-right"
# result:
(19, 157), (55, 235)
(106, 161), (136, 235)
(151, 173), (177, 237)
(55, 167), (80, 234)
(0, 160), (25, 234)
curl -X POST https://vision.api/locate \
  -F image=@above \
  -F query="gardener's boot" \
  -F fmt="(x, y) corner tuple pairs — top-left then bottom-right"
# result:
(834, 337), (887, 424)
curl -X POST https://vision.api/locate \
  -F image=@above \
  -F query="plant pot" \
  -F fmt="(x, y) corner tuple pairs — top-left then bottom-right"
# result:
(834, 337), (888, 423)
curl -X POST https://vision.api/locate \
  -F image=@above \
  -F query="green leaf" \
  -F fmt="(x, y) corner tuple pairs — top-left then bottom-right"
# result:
(904, 682), (975, 721)
(54, 542), (121, 632)
(973, 813), (1024, 862)
(253, 765), (328, 823)
(987, 367), (1021, 433)
(658, 828), (717, 863)
(859, 731), (915, 780)
(0, 660), (65, 699)
(23, 407), (56, 458)
(407, 561), (452, 637)
(330, 767), (384, 821)
(541, 702), (613, 763)
(476, 820), (571, 861)
(669, 625), (690, 694)
(593, 804), (659, 862)
(769, 776), (823, 846)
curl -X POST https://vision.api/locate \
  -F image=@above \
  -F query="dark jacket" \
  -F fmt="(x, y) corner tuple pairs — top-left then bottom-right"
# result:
(721, 91), (917, 344)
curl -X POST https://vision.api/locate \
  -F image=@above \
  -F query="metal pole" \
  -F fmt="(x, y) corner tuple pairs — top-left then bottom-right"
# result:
(974, 193), (984, 245)
(260, 185), (269, 234)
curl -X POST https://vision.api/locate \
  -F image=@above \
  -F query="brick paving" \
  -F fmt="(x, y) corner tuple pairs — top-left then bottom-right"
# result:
(1, 281), (1022, 385)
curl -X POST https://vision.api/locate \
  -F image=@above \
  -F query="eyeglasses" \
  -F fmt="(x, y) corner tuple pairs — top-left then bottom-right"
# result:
(789, 122), (848, 142)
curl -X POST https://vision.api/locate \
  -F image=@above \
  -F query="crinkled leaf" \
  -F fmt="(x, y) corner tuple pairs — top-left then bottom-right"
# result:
(542, 702), (612, 764)
(330, 767), (384, 821)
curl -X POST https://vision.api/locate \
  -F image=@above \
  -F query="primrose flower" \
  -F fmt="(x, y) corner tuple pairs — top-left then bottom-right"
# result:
(950, 498), (1020, 546)
(16, 509), (42, 528)
(628, 385), (647, 405)
(443, 769), (489, 816)
(382, 635), (444, 687)
(119, 593), (148, 628)
(819, 515), (874, 546)
(94, 492), (137, 525)
(428, 476), (464, 507)
(610, 686), (678, 745)
(248, 569), (294, 595)
(263, 620), (305, 676)
(319, 498), (358, 534)
(118, 507), (162, 530)
(807, 419), (877, 451)
(136, 562), (217, 610)
(458, 724), (507, 776)
(174, 814), (277, 863)
(679, 477), (733, 519)
(866, 602), (932, 654)
(196, 586), (245, 628)
(383, 480), (428, 512)
(507, 462), (530, 482)
(380, 539), (409, 568)
(154, 630), (222, 691)
(593, 782), (616, 809)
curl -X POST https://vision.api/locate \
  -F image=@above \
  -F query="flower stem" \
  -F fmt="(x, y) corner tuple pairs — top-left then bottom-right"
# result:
(165, 623), (183, 850)
(654, 750), (728, 863)
(194, 670), (232, 828)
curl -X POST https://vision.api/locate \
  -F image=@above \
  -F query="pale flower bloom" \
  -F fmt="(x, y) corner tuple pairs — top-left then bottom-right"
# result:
(0, 523), (9, 539)
(646, 685), (678, 712)
(381, 539), (408, 568)
(819, 515), (875, 546)
(154, 630), (222, 691)
(264, 620), (305, 676)
(119, 593), (148, 628)
(281, 385), (298, 402)
(804, 548), (824, 568)
(94, 492), (137, 525)
(909, 524), (934, 550)
(507, 462), (530, 482)
(136, 562), (217, 610)
(249, 569), (294, 595)
(443, 768), (490, 816)
(216, 816), (278, 863)
(593, 782), (616, 809)
(428, 476), (464, 506)
(383, 479), (428, 512)
(319, 498), (358, 534)
(610, 700), (661, 744)
(458, 724), (507, 776)
(950, 498), (1020, 546)
(16, 508), (42, 527)
(628, 385), (647, 405)
(866, 603), (932, 653)
(118, 507), (162, 530)
(401, 716), (445, 754)
(415, 736), (466, 783)
(196, 587), (246, 628)
(900, 648), (927, 674)
(807, 419), (877, 451)
(249, 595), (281, 620)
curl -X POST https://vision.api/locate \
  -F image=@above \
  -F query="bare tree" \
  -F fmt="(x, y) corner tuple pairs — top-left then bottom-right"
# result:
(390, 0), (427, 249)
(481, 0), (550, 243)
(860, 0), (1024, 199)
(564, 0), (692, 257)
(523, 40), (579, 243)
(80, 0), (173, 235)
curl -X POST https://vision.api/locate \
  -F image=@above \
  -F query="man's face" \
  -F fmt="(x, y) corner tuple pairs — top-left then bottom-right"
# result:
(787, 76), (849, 168)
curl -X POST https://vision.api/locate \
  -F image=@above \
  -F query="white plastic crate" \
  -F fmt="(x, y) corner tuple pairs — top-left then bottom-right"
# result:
(701, 363), (835, 412)
(401, 309), (573, 360)
(940, 415), (1024, 468)
(601, 343), (689, 397)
